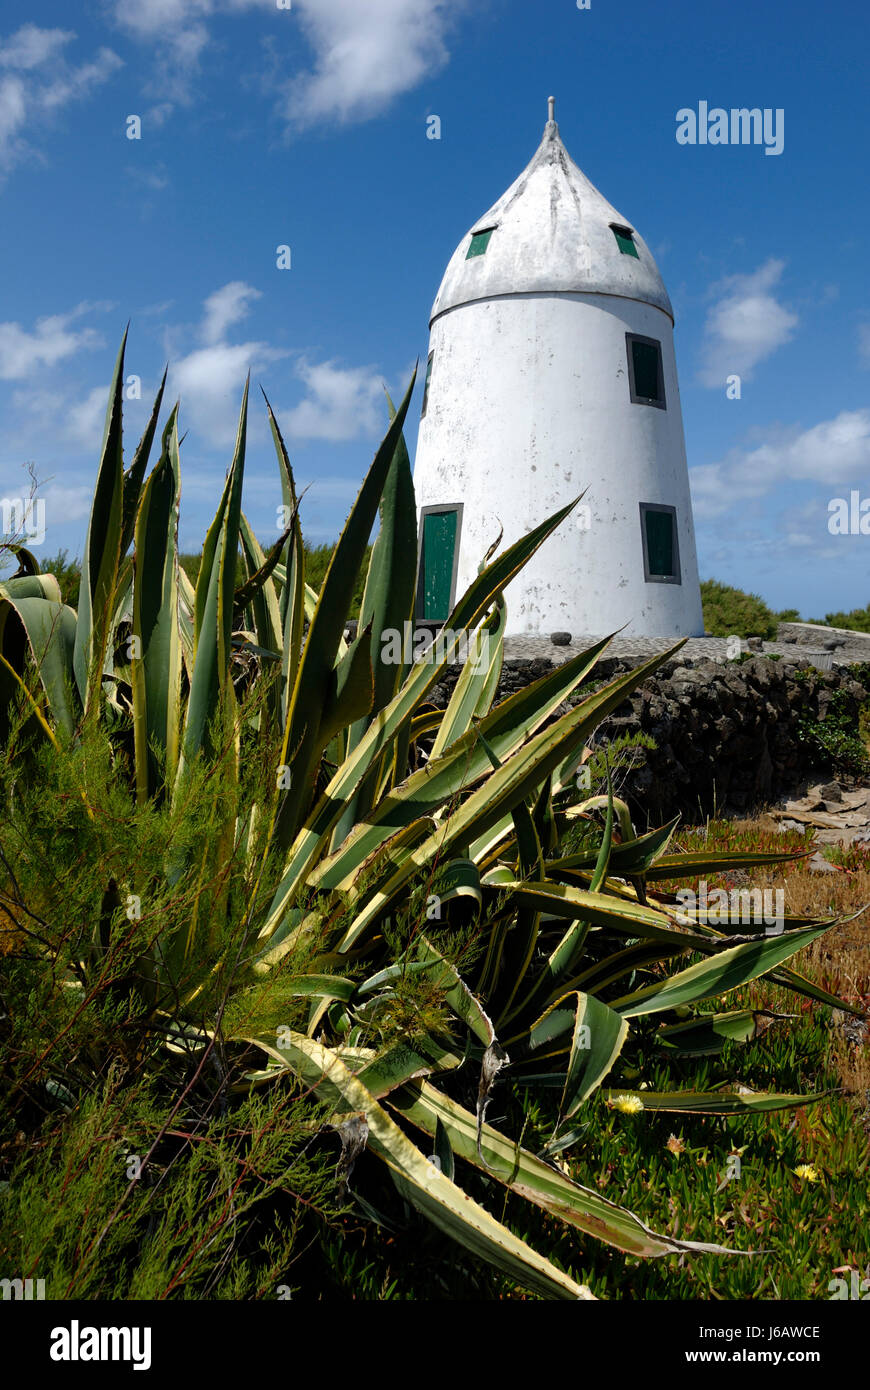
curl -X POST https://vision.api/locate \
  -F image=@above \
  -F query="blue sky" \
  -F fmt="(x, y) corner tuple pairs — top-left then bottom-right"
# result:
(0, 0), (868, 618)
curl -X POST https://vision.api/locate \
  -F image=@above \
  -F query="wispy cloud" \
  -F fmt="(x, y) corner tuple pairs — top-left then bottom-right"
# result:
(170, 281), (285, 444)
(282, 0), (462, 129)
(698, 259), (798, 388)
(0, 304), (105, 380)
(107, 0), (269, 119)
(0, 25), (122, 177)
(282, 358), (387, 440)
(107, 0), (465, 130)
(200, 282), (262, 346)
(691, 410), (870, 520)
(67, 385), (110, 450)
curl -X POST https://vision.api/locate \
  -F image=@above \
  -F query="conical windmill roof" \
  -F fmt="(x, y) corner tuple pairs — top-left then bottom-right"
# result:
(430, 99), (673, 324)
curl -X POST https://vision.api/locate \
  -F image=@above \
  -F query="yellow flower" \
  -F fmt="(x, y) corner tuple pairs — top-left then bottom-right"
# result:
(609, 1094), (644, 1114)
(794, 1163), (820, 1182)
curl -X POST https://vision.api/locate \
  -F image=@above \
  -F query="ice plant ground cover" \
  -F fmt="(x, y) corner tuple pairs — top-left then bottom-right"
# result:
(0, 334), (865, 1300)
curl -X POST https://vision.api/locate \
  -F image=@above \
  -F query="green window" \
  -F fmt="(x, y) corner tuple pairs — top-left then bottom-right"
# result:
(421, 351), (434, 418)
(466, 227), (495, 259)
(417, 506), (461, 621)
(640, 504), (680, 583)
(627, 334), (665, 408)
(611, 224), (639, 258)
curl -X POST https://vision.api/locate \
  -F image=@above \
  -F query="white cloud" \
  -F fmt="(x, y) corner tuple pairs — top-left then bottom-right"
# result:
(0, 25), (122, 177)
(698, 259), (798, 388)
(110, 0), (245, 41)
(165, 282), (283, 443)
(0, 24), (73, 71)
(108, 0), (464, 129)
(173, 340), (284, 444)
(0, 306), (102, 380)
(41, 483), (95, 528)
(691, 409), (870, 519)
(108, 0), (266, 117)
(67, 385), (110, 450)
(201, 282), (261, 346)
(284, 0), (460, 128)
(126, 162), (170, 191)
(283, 359), (385, 440)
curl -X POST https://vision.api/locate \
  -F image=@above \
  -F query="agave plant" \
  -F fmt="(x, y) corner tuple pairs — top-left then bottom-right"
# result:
(0, 332), (857, 1301)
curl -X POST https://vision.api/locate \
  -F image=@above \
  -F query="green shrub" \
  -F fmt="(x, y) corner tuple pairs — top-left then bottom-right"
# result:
(816, 603), (870, 633)
(701, 579), (778, 640)
(794, 682), (870, 775)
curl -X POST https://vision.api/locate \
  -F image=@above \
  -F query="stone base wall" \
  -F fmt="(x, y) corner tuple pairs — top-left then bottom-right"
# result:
(425, 653), (870, 825)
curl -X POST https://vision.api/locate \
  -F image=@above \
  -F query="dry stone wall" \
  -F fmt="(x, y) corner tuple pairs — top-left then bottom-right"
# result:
(424, 653), (870, 825)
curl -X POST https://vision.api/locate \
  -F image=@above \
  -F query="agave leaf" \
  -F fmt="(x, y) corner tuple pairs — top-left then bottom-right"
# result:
(416, 934), (494, 1046)
(120, 366), (168, 557)
(246, 1030), (593, 1300)
(475, 726), (544, 1018)
(332, 387), (417, 843)
(389, 1079), (734, 1260)
(0, 594), (78, 737)
(318, 625), (376, 748)
(73, 330), (127, 711)
(588, 765), (615, 894)
(131, 408), (182, 800)
(6, 545), (40, 576)
(657, 1008), (798, 1056)
(767, 963), (863, 1016)
(258, 505), (597, 943)
(601, 1087), (828, 1114)
(0, 574), (62, 601)
(433, 1117), (455, 1182)
(262, 391), (306, 720)
(549, 816), (681, 878)
(236, 513), (292, 620)
(273, 374), (416, 848)
(311, 637), (611, 895)
(430, 597), (507, 759)
(176, 564), (195, 684)
(611, 923), (833, 1017)
(643, 848), (811, 881)
(569, 940), (695, 996)
(178, 378), (248, 774)
(518, 992), (629, 1118)
(334, 646), (687, 951)
(354, 1034), (465, 1096)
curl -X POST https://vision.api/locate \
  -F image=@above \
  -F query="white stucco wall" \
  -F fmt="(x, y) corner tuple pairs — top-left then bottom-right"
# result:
(413, 290), (704, 637)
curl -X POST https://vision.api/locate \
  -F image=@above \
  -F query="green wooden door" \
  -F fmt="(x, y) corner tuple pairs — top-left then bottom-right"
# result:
(419, 509), (459, 620)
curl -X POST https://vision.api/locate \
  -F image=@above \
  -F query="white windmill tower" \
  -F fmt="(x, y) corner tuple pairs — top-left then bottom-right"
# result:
(412, 98), (704, 638)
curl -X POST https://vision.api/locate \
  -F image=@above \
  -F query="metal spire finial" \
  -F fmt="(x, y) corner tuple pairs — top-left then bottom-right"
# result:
(548, 95), (555, 123)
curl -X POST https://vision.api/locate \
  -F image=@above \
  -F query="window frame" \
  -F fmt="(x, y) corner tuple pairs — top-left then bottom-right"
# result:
(415, 502), (464, 624)
(466, 225), (497, 259)
(626, 332), (667, 410)
(610, 222), (639, 258)
(639, 502), (681, 585)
